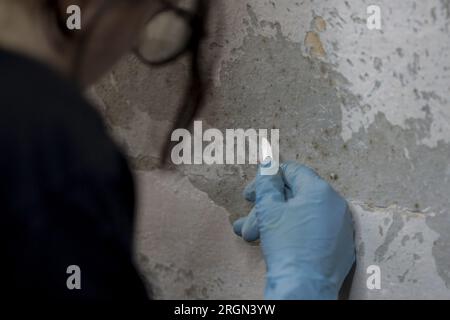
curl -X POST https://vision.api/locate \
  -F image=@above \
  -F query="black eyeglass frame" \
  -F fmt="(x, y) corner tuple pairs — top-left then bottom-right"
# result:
(133, 0), (206, 66)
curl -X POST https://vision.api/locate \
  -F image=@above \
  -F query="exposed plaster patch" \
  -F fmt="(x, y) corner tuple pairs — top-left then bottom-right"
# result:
(305, 16), (327, 59)
(304, 31), (326, 58)
(312, 16), (327, 32)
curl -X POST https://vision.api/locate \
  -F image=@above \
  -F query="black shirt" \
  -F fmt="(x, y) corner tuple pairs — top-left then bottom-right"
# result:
(0, 49), (148, 300)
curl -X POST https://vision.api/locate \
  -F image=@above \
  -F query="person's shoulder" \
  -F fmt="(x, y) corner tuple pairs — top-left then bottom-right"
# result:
(0, 50), (126, 177)
(0, 49), (101, 129)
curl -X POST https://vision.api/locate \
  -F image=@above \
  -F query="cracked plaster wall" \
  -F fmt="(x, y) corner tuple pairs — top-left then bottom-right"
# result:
(90, 0), (450, 299)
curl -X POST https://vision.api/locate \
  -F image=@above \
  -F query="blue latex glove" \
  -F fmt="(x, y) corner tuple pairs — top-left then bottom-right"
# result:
(233, 161), (355, 300)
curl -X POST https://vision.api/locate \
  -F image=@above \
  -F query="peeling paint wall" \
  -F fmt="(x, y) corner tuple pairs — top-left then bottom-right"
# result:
(90, 0), (450, 299)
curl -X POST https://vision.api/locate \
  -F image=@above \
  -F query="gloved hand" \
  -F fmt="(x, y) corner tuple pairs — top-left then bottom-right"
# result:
(233, 161), (355, 300)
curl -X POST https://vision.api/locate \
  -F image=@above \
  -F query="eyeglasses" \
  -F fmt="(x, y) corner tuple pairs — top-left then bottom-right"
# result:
(134, 0), (210, 165)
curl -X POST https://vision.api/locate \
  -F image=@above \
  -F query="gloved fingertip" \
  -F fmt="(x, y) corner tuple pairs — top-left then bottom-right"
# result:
(242, 232), (259, 242)
(242, 224), (260, 242)
(232, 217), (246, 237)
